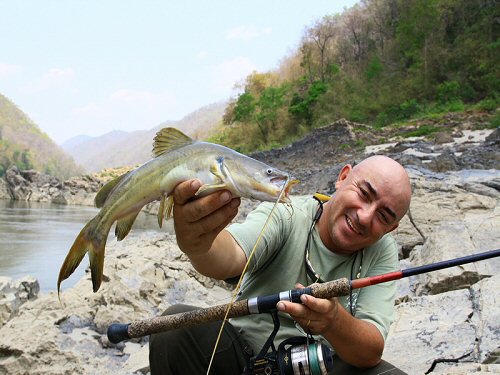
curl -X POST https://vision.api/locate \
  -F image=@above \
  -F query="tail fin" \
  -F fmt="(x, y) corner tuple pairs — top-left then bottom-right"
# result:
(57, 217), (107, 298)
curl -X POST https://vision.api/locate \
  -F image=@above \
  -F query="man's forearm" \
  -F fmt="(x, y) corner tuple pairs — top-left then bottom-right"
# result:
(323, 303), (384, 368)
(185, 230), (247, 280)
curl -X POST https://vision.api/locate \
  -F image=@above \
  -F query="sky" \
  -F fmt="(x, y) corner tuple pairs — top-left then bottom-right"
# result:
(0, 1), (358, 144)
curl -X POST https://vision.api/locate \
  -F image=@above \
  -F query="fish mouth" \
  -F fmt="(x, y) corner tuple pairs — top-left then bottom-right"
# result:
(273, 177), (299, 203)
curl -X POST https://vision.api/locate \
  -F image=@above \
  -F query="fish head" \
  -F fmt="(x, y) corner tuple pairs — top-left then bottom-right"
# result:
(222, 156), (298, 203)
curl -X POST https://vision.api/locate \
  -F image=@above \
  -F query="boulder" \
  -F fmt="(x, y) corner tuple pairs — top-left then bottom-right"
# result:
(0, 178), (12, 199)
(0, 275), (39, 327)
(384, 276), (500, 374)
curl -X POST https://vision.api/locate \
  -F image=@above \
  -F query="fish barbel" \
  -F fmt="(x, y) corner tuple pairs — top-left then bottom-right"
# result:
(57, 127), (298, 295)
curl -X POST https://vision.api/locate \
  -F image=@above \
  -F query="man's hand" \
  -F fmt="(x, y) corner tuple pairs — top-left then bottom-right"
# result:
(277, 283), (339, 335)
(172, 179), (241, 257)
(277, 283), (384, 368)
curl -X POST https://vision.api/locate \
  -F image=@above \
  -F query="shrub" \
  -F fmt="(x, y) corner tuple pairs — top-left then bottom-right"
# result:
(437, 81), (461, 104)
(375, 99), (422, 127)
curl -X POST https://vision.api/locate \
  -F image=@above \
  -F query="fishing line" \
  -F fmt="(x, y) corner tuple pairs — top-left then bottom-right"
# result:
(205, 179), (289, 375)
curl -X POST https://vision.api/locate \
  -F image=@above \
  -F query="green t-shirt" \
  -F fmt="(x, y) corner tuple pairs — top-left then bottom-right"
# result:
(226, 195), (399, 353)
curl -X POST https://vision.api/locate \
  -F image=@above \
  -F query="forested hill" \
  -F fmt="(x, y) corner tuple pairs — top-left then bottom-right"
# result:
(217, 0), (499, 152)
(0, 94), (83, 179)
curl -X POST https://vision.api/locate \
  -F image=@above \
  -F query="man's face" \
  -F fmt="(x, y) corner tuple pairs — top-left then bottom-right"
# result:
(320, 163), (408, 255)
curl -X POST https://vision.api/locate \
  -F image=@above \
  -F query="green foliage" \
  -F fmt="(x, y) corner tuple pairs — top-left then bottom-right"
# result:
(0, 93), (83, 178)
(289, 81), (328, 126)
(488, 113), (500, 129)
(376, 100), (422, 127)
(0, 139), (35, 176)
(218, 0), (498, 151)
(475, 97), (499, 111)
(254, 85), (287, 143)
(366, 56), (383, 80)
(437, 81), (461, 104)
(233, 92), (255, 123)
(328, 63), (340, 75)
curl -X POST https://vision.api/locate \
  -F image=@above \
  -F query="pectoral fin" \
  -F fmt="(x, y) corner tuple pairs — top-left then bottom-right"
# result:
(195, 159), (228, 195)
(165, 195), (174, 220)
(158, 195), (175, 227)
(195, 183), (228, 196)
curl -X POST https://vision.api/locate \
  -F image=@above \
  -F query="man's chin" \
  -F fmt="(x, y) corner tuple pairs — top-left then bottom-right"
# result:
(332, 232), (364, 253)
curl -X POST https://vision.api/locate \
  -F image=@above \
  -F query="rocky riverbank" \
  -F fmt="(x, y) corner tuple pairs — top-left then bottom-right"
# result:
(0, 166), (103, 206)
(0, 113), (498, 374)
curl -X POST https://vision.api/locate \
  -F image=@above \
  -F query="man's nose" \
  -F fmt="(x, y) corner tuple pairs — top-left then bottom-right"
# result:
(357, 204), (375, 226)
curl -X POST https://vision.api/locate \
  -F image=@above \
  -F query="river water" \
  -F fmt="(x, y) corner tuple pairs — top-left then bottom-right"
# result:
(0, 200), (165, 293)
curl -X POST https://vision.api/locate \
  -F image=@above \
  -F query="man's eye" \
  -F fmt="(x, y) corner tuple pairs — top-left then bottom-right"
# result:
(378, 211), (388, 224)
(360, 188), (368, 197)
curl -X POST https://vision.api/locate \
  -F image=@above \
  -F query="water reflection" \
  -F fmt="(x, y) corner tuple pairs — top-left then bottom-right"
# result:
(0, 200), (172, 293)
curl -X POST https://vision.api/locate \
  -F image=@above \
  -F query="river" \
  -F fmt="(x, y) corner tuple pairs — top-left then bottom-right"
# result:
(0, 200), (170, 293)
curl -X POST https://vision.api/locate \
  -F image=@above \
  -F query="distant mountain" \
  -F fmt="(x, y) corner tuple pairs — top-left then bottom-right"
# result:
(64, 101), (226, 172)
(60, 134), (93, 150)
(0, 93), (83, 178)
(61, 130), (131, 172)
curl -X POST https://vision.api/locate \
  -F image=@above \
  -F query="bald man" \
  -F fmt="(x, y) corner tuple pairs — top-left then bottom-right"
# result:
(150, 155), (412, 375)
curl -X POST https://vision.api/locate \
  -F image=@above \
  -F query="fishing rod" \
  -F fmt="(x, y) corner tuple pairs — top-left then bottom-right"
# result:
(107, 248), (500, 344)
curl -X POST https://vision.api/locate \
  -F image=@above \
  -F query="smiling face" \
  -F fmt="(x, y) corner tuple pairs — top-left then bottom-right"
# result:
(318, 156), (411, 255)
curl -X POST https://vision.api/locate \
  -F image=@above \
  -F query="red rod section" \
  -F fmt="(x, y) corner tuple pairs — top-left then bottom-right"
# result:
(351, 271), (403, 289)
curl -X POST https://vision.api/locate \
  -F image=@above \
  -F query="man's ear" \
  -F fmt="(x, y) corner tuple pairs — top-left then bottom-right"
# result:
(335, 164), (352, 190)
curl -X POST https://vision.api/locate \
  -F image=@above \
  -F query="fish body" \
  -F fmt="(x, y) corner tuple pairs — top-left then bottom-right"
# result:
(58, 128), (297, 294)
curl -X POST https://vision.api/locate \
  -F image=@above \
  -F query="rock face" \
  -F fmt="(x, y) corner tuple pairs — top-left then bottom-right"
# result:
(0, 114), (499, 374)
(0, 166), (103, 205)
(384, 276), (500, 374)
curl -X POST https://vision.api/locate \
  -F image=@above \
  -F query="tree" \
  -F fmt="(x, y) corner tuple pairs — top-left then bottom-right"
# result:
(302, 15), (339, 82)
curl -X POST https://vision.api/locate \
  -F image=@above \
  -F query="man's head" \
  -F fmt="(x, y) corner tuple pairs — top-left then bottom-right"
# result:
(318, 155), (411, 255)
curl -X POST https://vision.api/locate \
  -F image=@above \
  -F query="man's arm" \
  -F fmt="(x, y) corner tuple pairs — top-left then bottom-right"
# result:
(277, 288), (384, 368)
(172, 179), (247, 280)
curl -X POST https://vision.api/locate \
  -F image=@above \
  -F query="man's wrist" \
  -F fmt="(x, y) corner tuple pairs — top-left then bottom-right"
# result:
(182, 246), (210, 260)
(329, 297), (340, 327)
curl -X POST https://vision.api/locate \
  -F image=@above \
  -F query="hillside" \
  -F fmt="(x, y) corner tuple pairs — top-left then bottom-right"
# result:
(0, 94), (82, 179)
(218, 0), (499, 152)
(62, 101), (226, 172)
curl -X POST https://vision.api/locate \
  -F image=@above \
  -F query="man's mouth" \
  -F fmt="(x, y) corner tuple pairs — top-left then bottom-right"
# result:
(346, 215), (362, 235)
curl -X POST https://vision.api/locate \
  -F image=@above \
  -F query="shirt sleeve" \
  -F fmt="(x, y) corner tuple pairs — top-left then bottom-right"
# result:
(226, 201), (291, 274)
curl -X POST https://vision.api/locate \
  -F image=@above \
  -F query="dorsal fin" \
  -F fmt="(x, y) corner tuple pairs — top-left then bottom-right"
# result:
(152, 127), (194, 158)
(94, 172), (130, 208)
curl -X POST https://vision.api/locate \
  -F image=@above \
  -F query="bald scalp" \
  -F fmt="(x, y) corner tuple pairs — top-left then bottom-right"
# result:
(353, 155), (412, 219)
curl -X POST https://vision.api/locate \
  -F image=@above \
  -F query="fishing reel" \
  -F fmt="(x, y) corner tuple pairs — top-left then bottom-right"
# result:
(242, 310), (334, 375)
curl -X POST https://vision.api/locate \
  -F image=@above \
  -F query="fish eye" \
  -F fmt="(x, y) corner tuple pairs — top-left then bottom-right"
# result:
(266, 168), (273, 175)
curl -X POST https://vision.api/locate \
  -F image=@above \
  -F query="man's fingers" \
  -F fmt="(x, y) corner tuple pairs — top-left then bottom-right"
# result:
(277, 295), (330, 317)
(186, 199), (240, 234)
(177, 191), (235, 223)
(173, 180), (202, 205)
(300, 294), (330, 314)
(277, 300), (306, 316)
